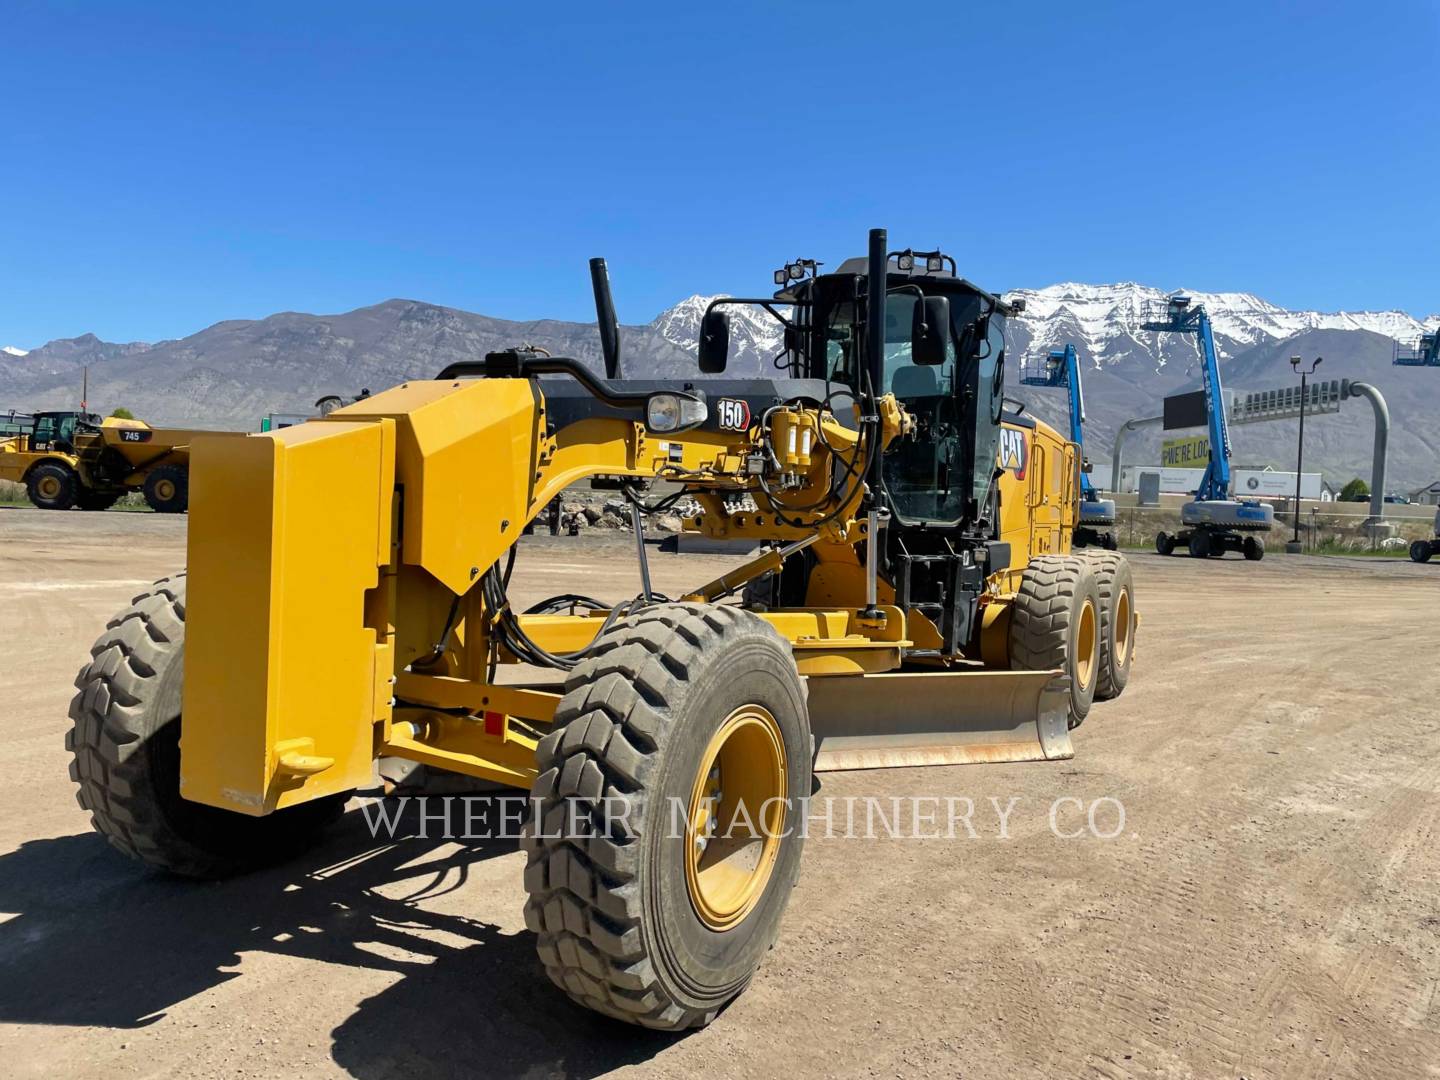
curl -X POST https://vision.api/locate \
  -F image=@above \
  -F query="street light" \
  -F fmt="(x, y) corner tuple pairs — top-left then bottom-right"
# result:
(1286, 355), (1322, 553)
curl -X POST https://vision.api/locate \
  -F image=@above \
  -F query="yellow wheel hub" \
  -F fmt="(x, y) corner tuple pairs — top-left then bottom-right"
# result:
(685, 704), (788, 931)
(154, 479), (176, 500)
(1113, 588), (1132, 666)
(37, 476), (61, 498)
(1075, 598), (1098, 691)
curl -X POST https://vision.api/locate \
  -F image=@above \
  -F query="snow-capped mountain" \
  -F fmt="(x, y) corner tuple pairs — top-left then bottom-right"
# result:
(4, 286), (1437, 490)
(2, 345), (28, 357)
(1005, 282), (1440, 370)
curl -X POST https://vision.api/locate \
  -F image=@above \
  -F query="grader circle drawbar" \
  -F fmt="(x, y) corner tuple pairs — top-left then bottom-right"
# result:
(66, 227), (1138, 1030)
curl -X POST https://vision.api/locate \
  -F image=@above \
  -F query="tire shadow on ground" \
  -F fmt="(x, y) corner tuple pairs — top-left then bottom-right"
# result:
(0, 796), (681, 1079)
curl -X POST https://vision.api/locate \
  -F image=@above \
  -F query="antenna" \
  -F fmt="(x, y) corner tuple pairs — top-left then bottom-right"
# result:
(589, 258), (622, 379)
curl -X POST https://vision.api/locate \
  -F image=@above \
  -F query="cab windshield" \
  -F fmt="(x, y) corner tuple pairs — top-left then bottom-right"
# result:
(809, 280), (1003, 528)
(879, 292), (966, 523)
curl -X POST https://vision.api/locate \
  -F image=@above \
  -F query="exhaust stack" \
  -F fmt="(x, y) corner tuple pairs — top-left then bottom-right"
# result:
(589, 257), (622, 379)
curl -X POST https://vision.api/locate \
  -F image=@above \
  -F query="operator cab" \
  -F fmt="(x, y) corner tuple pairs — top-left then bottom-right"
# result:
(29, 411), (95, 452)
(703, 250), (1013, 534)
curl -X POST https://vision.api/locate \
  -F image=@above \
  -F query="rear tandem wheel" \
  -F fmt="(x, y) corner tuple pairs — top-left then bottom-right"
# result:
(1008, 555), (1101, 728)
(1077, 550), (1135, 700)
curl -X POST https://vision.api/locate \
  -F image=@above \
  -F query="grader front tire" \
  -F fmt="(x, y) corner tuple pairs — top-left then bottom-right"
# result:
(522, 602), (810, 1030)
(67, 574), (348, 878)
(1009, 556), (1102, 729)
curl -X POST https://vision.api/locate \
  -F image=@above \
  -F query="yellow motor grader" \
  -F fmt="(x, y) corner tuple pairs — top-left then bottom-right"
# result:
(0, 410), (234, 512)
(66, 229), (1136, 1029)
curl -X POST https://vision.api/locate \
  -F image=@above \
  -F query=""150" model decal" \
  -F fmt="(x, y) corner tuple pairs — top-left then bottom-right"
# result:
(715, 398), (752, 431)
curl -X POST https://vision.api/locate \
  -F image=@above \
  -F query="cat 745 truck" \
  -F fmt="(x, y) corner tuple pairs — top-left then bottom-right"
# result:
(0, 410), (239, 512)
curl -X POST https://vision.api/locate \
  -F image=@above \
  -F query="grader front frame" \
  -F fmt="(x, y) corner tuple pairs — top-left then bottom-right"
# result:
(67, 228), (1136, 1030)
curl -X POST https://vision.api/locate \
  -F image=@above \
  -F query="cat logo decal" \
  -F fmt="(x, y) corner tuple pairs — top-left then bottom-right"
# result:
(998, 428), (1028, 479)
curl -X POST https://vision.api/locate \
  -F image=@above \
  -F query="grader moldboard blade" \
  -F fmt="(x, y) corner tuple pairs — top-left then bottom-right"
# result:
(805, 669), (1073, 771)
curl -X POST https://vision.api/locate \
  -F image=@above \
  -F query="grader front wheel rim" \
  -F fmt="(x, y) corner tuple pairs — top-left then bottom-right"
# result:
(685, 704), (788, 932)
(1076, 598), (1098, 691)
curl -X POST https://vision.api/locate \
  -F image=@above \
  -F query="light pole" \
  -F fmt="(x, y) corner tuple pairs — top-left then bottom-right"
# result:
(1286, 355), (1322, 553)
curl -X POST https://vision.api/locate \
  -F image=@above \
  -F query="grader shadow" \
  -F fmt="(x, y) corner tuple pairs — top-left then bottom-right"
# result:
(0, 797), (681, 1078)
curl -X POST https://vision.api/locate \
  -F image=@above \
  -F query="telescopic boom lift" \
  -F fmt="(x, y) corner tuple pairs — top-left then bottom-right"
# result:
(1020, 343), (1117, 549)
(1144, 295), (1273, 560)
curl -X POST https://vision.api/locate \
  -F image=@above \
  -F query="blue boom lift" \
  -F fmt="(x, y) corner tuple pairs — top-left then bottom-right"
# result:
(1020, 343), (1118, 549)
(1394, 330), (1439, 368)
(1396, 328), (1440, 562)
(1143, 295), (1274, 560)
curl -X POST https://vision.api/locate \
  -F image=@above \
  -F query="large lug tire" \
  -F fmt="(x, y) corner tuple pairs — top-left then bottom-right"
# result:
(1243, 535), (1265, 561)
(522, 602), (811, 1030)
(1079, 551), (1135, 701)
(1188, 530), (1212, 558)
(26, 461), (79, 510)
(1155, 532), (1174, 556)
(1009, 556), (1102, 729)
(143, 465), (189, 513)
(1410, 540), (1433, 564)
(67, 574), (348, 878)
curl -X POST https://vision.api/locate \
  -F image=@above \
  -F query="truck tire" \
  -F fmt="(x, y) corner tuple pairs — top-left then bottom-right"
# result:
(1080, 551), (1135, 700)
(1009, 556), (1101, 728)
(1155, 532), (1174, 556)
(522, 602), (810, 1030)
(1411, 540), (1434, 564)
(67, 574), (348, 878)
(26, 461), (79, 510)
(143, 465), (188, 513)
(1188, 530), (1212, 558)
(1243, 535), (1265, 561)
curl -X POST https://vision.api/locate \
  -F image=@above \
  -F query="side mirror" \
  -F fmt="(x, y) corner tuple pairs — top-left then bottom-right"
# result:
(698, 309), (731, 374)
(911, 296), (951, 366)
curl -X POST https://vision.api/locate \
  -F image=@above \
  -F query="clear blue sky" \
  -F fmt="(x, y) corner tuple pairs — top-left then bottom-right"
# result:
(3, 1), (1438, 347)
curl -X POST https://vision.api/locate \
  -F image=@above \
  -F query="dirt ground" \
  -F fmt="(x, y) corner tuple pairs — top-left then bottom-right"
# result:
(1, 506), (1438, 1079)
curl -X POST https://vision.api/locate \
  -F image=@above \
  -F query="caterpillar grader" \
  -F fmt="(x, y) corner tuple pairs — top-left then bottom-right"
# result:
(66, 228), (1136, 1029)
(0, 409), (234, 512)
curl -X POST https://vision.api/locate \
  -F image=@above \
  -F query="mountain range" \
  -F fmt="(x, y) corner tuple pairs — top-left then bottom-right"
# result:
(4, 284), (1438, 492)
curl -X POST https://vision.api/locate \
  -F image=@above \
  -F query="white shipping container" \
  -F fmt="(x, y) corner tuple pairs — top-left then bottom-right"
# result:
(1232, 469), (1323, 500)
(1120, 466), (1205, 495)
(1120, 466), (1322, 499)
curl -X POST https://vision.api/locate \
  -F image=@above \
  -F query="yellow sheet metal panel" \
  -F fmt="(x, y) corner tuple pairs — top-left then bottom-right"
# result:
(181, 422), (394, 815)
(331, 379), (541, 594)
(996, 417), (1074, 565)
